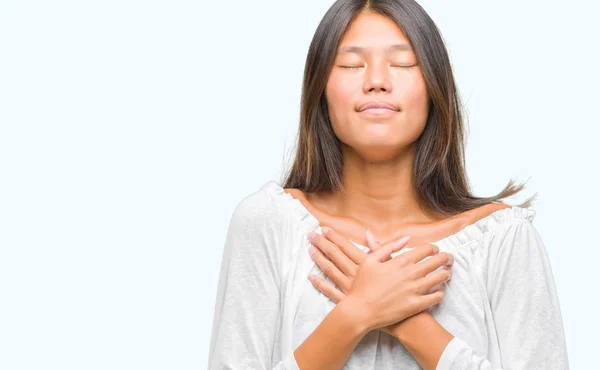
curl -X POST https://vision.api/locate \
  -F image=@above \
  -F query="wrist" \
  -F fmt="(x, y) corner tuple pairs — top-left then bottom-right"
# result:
(337, 296), (373, 335)
(389, 311), (433, 342)
(389, 311), (454, 370)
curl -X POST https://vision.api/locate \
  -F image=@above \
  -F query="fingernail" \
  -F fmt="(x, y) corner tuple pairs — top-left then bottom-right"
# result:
(307, 232), (317, 241)
(308, 274), (316, 282)
(308, 245), (317, 256)
(447, 254), (454, 265)
(321, 226), (331, 235)
(398, 235), (410, 244)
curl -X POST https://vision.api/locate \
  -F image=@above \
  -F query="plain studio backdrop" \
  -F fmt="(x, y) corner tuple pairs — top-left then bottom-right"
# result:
(0, 0), (598, 368)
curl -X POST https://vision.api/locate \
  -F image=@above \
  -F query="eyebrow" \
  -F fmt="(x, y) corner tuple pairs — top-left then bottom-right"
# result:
(337, 44), (412, 54)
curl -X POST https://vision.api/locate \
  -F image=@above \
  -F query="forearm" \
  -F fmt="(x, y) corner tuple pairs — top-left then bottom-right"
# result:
(389, 312), (454, 370)
(294, 297), (371, 370)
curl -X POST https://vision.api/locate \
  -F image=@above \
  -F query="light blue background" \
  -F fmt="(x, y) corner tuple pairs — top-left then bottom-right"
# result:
(1, 0), (597, 368)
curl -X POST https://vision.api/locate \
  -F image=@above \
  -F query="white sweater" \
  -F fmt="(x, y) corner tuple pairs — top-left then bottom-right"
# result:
(208, 181), (569, 369)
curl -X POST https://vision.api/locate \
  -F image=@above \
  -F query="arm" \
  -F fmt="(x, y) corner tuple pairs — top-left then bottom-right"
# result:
(207, 195), (295, 369)
(388, 220), (569, 370)
(294, 296), (371, 370)
(208, 194), (371, 369)
(389, 312), (453, 370)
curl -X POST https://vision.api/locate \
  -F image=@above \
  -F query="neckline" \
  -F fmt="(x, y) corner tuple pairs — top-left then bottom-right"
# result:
(264, 181), (535, 250)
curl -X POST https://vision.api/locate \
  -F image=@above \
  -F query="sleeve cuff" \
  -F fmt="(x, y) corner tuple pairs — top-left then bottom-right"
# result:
(436, 336), (468, 370)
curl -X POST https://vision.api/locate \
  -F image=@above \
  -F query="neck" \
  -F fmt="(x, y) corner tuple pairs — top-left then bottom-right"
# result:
(327, 145), (443, 235)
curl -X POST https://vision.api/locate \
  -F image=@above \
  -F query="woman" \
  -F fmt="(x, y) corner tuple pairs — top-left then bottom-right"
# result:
(208, 0), (569, 369)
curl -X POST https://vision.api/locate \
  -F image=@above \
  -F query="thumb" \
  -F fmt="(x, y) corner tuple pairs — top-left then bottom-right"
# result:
(370, 235), (411, 263)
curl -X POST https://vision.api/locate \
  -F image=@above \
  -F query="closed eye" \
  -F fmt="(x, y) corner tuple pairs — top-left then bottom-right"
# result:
(391, 64), (418, 69)
(338, 64), (417, 69)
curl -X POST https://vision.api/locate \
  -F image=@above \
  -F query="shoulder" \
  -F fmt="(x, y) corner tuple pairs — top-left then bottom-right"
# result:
(465, 203), (536, 235)
(448, 203), (517, 241)
(479, 205), (543, 268)
(481, 207), (552, 291)
(230, 181), (290, 228)
(485, 204), (537, 236)
(282, 187), (304, 199)
(220, 182), (296, 265)
(462, 203), (512, 225)
(227, 180), (320, 241)
(439, 203), (537, 250)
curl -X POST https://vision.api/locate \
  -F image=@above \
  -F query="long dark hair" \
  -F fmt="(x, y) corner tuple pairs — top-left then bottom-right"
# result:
(282, 0), (535, 216)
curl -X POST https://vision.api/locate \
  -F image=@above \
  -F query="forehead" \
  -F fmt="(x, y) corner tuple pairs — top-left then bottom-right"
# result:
(338, 11), (411, 50)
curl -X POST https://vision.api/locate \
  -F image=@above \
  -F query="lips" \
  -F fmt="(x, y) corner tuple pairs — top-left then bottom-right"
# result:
(357, 101), (399, 112)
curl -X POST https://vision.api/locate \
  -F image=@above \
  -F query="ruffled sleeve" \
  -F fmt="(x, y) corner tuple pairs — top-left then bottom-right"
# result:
(207, 183), (300, 369)
(436, 210), (569, 369)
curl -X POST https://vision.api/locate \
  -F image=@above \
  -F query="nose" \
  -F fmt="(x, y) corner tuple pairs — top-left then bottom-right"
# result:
(362, 62), (392, 93)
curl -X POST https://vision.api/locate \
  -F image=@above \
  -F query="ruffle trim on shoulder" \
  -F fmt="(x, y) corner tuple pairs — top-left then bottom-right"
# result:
(433, 206), (536, 249)
(260, 180), (321, 230)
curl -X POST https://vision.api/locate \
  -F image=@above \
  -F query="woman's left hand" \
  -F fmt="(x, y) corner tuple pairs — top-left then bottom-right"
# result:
(307, 226), (452, 336)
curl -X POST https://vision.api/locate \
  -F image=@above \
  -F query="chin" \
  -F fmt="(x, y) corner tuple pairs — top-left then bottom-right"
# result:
(360, 122), (402, 139)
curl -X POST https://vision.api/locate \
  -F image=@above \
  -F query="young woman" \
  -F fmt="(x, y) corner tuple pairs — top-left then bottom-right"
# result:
(208, 0), (569, 369)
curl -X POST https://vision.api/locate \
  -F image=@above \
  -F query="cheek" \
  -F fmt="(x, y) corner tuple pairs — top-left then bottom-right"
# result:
(325, 72), (360, 119)
(397, 73), (429, 117)
(398, 79), (430, 140)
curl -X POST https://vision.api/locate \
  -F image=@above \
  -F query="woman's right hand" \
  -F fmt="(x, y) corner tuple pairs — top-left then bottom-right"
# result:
(343, 237), (453, 331)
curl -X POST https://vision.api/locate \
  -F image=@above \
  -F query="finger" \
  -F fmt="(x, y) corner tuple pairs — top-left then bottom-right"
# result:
(322, 227), (366, 266)
(365, 231), (381, 255)
(366, 232), (398, 262)
(417, 267), (452, 294)
(311, 231), (356, 278)
(414, 252), (453, 277)
(417, 290), (445, 311)
(396, 243), (439, 266)
(308, 274), (346, 304)
(370, 235), (411, 263)
(366, 230), (383, 250)
(309, 245), (352, 293)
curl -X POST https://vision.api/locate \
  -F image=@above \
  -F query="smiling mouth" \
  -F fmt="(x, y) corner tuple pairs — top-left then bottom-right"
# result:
(359, 107), (397, 114)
